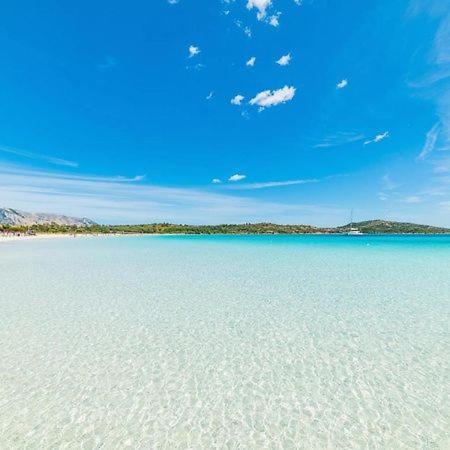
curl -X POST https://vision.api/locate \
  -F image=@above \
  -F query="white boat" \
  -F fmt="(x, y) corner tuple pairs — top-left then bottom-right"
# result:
(347, 227), (363, 235)
(347, 210), (363, 235)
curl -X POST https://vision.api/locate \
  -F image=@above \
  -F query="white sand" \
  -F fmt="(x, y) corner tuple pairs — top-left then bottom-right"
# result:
(0, 233), (182, 244)
(0, 234), (89, 244)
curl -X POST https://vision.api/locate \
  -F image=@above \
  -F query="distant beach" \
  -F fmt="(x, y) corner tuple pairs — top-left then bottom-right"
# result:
(0, 233), (115, 244)
(0, 233), (71, 244)
(0, 233), (182, 244)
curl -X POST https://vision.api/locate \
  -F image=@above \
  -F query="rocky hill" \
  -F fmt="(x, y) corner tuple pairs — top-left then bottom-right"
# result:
(0, 208), (96, 227)
(338, 220), (449, 234)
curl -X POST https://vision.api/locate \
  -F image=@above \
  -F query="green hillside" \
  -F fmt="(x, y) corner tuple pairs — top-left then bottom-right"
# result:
(338, 220), (450, 234)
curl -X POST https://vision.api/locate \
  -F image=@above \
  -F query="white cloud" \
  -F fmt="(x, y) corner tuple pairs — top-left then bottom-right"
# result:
(314, 132), (365, 148)
(269, 13), (280, 27)
(231, 94), (245, 105)
(227, 178), (318, 190)
(364, 131), (389, 145)
(228, 173), (246, 181)
(417, 122), (440, 160)
(211, 178), (222, 184)
(249, 85), (296, 109)
(276, 53), (291, 66)
(188, 45), (200, 58)
(336, 79), (348, 89)
(246, 0), (272, 20)
(0, 145), (78, 168)
(167, 0), (179, 4)
(246, 56), (256, 67)
(293, 0), (302, 5)
(206, 91), (214, 100)
(245, 0), (280, 26)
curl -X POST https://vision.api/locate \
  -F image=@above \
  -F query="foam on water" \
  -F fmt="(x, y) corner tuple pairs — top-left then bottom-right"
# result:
(0, 235), (449, 448)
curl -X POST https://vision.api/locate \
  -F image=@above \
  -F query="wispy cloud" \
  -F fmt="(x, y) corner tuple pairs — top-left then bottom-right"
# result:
(226, 178), (318, 190)
(167, 0), (179, 4)
(97, 56), (117, 70)
(440, 200), (450, 212)
(246, 56), (256, 67)
(314, 132), (365, 148)
(381, 174), (400, 191)
(249, 86), (296, 109)
(276, 53), (291, 66)
(407, 2), (450, 145)
(433, 156), (450, 173)
(206, 91), (214, 100)
(417, 122), (441, 160)
(336, 79), (348, 89)
(364, 131), (390, 145)
(211, 178), (222, 184)
(404, 195), (422, 203)
(114, 175), (146, 182)
(234, 20), (252, 38)
(0, 145), (79, 168)
(186, 63), (205, 71)
(0, 164), (344, 225)
(377, 174), (400, 201)
(228, 173), (246, 181)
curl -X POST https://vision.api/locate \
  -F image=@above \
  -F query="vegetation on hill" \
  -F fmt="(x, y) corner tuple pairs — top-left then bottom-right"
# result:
(0, 222), (325, 235)
(1, 220), (449, 235)
(337, 220), (450, 234)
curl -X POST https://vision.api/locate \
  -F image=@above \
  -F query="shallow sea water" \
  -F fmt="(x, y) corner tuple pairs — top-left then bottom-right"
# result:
(0, 234), (449, 449)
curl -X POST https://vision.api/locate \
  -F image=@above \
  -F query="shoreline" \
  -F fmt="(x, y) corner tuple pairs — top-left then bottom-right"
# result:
(0, 233), (78, 244)
(1, 232), (450, 244)
(0, 233), (189, 244)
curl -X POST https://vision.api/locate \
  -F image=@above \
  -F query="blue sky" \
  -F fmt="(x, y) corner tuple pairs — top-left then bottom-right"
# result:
(0, 0), (449, 225)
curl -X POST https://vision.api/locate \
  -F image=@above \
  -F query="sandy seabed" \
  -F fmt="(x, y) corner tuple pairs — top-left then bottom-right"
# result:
(1, 234), (449, 448)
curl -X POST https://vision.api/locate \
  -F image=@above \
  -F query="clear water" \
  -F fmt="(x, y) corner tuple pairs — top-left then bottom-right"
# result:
(0, 235), (449, 449)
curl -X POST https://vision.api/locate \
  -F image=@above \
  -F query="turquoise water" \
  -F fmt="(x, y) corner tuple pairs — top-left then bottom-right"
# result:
(0, 235), (449, 448)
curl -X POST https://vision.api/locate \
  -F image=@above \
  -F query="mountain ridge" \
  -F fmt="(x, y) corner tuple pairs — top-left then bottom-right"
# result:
(0, 208), (96, 227)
